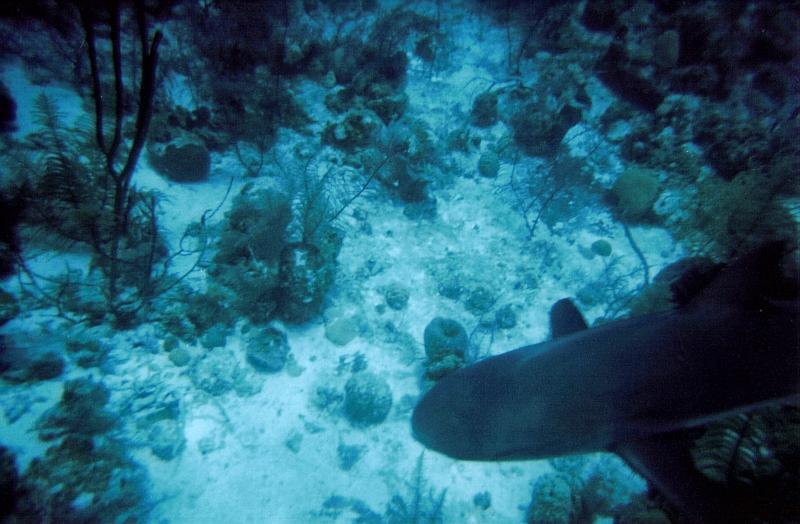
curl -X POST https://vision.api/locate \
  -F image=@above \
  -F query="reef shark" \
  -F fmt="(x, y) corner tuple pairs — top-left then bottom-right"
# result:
(412, 242), (800, 522)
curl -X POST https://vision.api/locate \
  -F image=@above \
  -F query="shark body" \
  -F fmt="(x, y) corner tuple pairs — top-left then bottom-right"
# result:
(412, 242), (799, 522)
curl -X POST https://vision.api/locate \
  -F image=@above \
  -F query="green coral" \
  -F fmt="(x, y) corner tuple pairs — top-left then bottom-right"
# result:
(590, 239), (612, 257)
(611, 167), (661, 221)
(22, 436), (148, 523)
(214, 188), (292, 266)
(210, 177), (343, 324)
(680, 158), (797, 255)
(526, 472), (581, 524)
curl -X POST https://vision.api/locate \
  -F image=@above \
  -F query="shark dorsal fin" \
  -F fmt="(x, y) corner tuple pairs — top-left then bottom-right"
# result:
(549, 298), (588, 338)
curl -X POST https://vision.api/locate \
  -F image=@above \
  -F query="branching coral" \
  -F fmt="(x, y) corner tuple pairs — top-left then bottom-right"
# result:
(386, 454), (447, 524)
(6, 4), (215, 328)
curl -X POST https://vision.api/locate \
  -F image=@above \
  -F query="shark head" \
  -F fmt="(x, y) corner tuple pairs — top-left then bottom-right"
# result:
(412, 354), (510, 460)
(411, 242), (800, 522)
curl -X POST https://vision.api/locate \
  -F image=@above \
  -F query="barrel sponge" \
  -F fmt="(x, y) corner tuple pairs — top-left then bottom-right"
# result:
(344, 372), (393, 426)
(423, 317), (468, 362)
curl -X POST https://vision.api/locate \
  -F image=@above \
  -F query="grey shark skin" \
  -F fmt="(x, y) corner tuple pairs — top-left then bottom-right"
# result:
(412, 242), (799, 521)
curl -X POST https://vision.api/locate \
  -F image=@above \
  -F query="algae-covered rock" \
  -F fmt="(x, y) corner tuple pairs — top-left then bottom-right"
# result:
(148, 140), (210, 183)
(471, 91), (498, 127)
(246, 326), (290, 372)
(190, 350), (239, 396)
(494, 304), (517, 329)
(323, 109), (381, 153)
(36, 378), (116, 440)
(65, 335), (108, 369)
(465, 286), (495, 315)
(0, 446), (20, 516)
(383, 284), (410, 311)
(23, 435), (148, 523)
(0, 336), (65, 384)
(277, 242), (332, 323)
(325, 317), (359, 346)
(337, 442), (366, 470)
(0, 289), (18, 326)
(148, 419), (185, 461)
(478, 150), (500, 178)
(200, 323), (228, 349)
(654, 30), (680, 69)
(511, 102), (582, 158)
(24, 351), (64, 381)
(168, 346), (191, 367)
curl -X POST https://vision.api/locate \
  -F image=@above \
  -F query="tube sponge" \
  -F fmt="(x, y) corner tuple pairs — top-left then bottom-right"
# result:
(423, 317), (468, 380)
(423, 318), (467, 361)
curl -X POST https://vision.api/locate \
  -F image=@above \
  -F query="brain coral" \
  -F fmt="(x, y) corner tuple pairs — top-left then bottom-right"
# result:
(344, 372), (393, 426)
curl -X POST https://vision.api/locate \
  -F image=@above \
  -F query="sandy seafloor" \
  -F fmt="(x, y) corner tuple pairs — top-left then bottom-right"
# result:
(0, 4), (697, 523)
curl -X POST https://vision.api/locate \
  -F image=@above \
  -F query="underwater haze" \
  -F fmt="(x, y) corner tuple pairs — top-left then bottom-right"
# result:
(0, 1), (798, 523)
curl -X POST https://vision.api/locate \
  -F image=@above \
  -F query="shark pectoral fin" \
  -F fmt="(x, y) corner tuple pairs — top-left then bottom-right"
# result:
(549, 298), (588, 338)
(688, 240), (791, 309)
(613, 430), (755, 524)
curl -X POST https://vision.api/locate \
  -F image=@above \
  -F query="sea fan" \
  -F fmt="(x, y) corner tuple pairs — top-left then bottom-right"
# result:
(691, 413), (780, 485)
